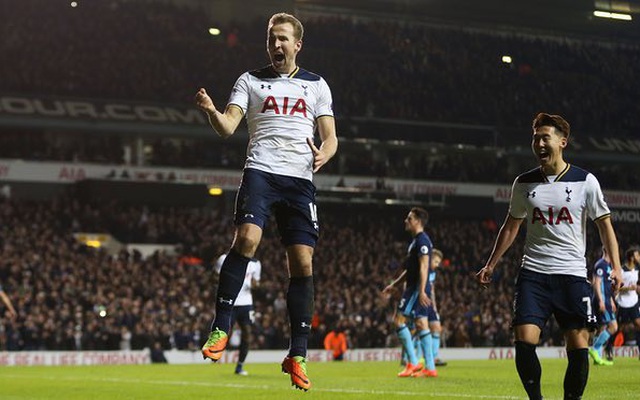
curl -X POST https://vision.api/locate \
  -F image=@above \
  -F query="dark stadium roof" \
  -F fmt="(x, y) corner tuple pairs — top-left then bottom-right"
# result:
(298, 0), (640, 41)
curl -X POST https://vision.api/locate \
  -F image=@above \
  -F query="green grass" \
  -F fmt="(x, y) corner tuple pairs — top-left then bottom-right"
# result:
(1, 358), (639, 399)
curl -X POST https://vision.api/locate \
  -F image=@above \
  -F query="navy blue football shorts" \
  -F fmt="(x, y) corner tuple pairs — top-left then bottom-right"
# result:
(398, 287), (432, 320)
(513, 268), (597, 331)
(234, 168), (319, 247)
(232, 305), (255, 326)
(617, 302), (640, 324)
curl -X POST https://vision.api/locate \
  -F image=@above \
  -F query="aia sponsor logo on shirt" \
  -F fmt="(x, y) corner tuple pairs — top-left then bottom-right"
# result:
(531, 206), (574, 225)
(260, 96), (307, 117)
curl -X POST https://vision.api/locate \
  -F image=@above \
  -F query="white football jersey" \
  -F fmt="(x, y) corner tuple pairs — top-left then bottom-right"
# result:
(509, 164), (610, 278)
(214, 254), (261, 306)
(616, 267), (638, 308)
(227, 65), (334, 181)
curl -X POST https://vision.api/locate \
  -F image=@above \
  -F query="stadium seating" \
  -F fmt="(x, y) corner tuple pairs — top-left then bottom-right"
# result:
(1, 196), (638, 351)
(1, 0), (639, 352)
(1, 0), (639, 135)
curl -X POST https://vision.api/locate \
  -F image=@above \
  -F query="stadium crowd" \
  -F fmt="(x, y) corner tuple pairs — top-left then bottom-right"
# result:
(1, 196), (638, 352)
(2, 130), (640, 192)
(1, 0), (639, 137)
(1, 0), (639, 355)
(2, 1), (640, 190)
(0, 0), (640, 189)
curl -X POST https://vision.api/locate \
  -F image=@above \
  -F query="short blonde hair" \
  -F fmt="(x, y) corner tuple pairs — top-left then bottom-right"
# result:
(268, 12), (304, 41)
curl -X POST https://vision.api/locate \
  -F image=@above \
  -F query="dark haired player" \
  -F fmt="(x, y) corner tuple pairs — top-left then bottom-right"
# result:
(477, 113), (622, 400)
(195, 12), (337, 391)
(383, 207), (438, 378)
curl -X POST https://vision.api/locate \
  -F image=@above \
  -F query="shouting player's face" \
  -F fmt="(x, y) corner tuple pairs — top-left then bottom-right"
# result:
(267, 22), (302, 73)
(531, 125), (567, 174)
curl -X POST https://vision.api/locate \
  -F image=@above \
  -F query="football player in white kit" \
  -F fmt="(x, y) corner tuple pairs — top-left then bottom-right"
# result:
(195, 13), (337, 391)
(615, 246), (640, 356)
(477, 113), (623, 400)
(213, 253), (261, 376)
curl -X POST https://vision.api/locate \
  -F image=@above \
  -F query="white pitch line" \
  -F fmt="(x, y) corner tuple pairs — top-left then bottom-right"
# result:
(1, 374), (523, 399)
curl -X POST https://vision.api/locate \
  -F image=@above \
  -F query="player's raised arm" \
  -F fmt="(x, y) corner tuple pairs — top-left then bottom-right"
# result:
(477, 214), (523, 284)
(195, 88), (244, 139)
(307, 115), (338, 173)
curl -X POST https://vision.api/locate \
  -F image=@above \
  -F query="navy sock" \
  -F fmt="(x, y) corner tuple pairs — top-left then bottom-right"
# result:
(287, 276), (314, 358)
(603, 331), (614, 357)
(238, 335), (249, 363)
(515, 341), (542, 400)
(210, 250), (250, 334)
(564, 348), (589, 400)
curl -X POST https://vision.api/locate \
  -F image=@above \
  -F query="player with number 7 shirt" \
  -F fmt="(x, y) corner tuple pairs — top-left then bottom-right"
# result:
(477, 113), (623, 400)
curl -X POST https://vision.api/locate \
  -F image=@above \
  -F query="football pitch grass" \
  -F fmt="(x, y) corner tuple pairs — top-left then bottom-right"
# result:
(1, 358), (639, 399)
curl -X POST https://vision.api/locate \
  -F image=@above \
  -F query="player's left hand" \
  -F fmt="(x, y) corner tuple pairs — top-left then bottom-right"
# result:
(307, 137), (329, 173)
